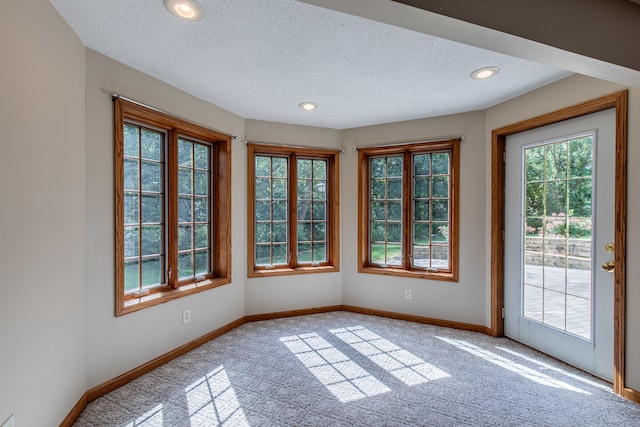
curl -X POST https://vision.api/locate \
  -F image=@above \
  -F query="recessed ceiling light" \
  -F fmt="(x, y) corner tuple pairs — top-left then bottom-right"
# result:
(164, 0), (204, 21)
(470, 66), (500, 80)
(299, 102), (318, 111)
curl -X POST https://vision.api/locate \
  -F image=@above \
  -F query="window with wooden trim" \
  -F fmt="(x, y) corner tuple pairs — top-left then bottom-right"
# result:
(358, 139), (459, 281)
(247, 143), (340, 277)
(115, 98), (232, 316)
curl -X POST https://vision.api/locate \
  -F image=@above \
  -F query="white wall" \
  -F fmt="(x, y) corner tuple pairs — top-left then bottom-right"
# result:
(485, 74), (640, 391)
(84, 50), (247, 388)
(341, 111), (487, 326)
(0, 1), (87, 425)
(244, 120), (343, 315)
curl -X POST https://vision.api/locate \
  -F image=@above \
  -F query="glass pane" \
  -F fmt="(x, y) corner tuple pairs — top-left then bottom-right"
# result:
(523, 284), (543, 322)
(386, 244), (402, 266)
(141, 161), (162, 193)
(178, 169), (193, 195)
(414, 177), (430, 198)
(568, 178), (592, 217)
(124, 192), (139, 224)
(124, 226), (139, 258)
(178, 139), (193, 167)
(312, 201), (326, 220)
(432, 176), (449, 198)
(544, 289), (566, 330)
(141, 129), (162, 161)
(312, 222), (326, 241)
(194, 144), (209, 170)
(387, 201), (401, 221)
(179, 252), (194, 279)
(141, 194), (163, 224)
(255, 201), (271, 221)
(298, 243), (311, 262)
(566, 294), (590, 339)
(432, 153), (449, 175)
(387, 157), (402, 177)
(525, 146), (544, 182)
(414, 154), (430, 176)
(255, 223), (271, 243)
(371, 179), (386, 199)
(545, 141), (567, 180)
(178, 196), (192, 223)
(371, 202), (385, 221)
(371, 222), (385, 242)
(313, 181), (327, 200)
(272, 201), (287, 221)
(255, 156), (271, 177)
(568, 217), (591, 239)
(195, 250), (209, 275)
(124, 159), (139, 191)
(272, 178), (287, 199)
(525, 182), (544, 217)
(124, 124), (139, 157)
(431, 245), (449, 269)
(194, 198), (208, 222)
(298, 222), (311, 242)
(313, 160), (327, 180)
(413, 223), (430, 244)
(194, 171), (209, 196)
(414, 200), (429, 221)
(431, 223), (449, 243)
(298, 179), (311, 199)
(141, 257), (161, 288)
(545, 214), (567, 238)
(298, 201), (311, 220)
(370, 243), (385, 264)
(255, 178), (271, 199)
(545, 181), (567, 216)
(387, 222), (402, 243)
(412, 245), (429, 268)
(178, 225), (193, 251)
(272, 157), (287, 178)
(387, 178), (402, 199)
(194, 224), (208, 249)
(255, 245), (271, 265)
(569, 138), (593, 178)
(272, 222), (287, 243)
(298, 159), (312, 179)
(272, 244), (287, 264)
(141, 225), (162, 256)
(525, 217), (543, 237)
(371, 158), (386, 178)
(124, 259), (140, 293)
(312, 243), (326, 262)
(432, 200), (449, 221)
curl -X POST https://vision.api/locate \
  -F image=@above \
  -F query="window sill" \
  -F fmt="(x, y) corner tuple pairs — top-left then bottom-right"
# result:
(117, 277), (231, 316)
(358, 265), (458, 282)
(248, 265), (339, 278)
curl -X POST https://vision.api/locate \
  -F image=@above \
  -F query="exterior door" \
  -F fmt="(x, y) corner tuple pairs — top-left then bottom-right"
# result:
(504, 109), (615, 381)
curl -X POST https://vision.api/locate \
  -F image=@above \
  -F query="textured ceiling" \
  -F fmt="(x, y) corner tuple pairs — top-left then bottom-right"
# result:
(49, 0), (571, 129)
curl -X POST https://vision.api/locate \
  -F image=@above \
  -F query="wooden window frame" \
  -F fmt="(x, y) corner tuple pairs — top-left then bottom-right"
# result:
(357, 139), (460, 281)
(247, 143), (340, 277)
(115, 98), (232, 316)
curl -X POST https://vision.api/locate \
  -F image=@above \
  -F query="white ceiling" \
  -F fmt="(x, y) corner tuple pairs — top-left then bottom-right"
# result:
(49, 0), (571, 130)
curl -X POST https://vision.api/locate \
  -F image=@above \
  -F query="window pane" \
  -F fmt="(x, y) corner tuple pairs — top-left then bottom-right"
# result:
(141, 161), (162, 192)
(255, 223), (271, 243)
(387, 178), (402, 199)
(178, 252), (194, 279)
(525, 146), (544, 182)
(194, 143), (209, 170)
(124, 159), (139, 191)
(141, 194), (163, 223)
(255, 178), (271, 199)
(313, 180), (327, 200)
(272, 178), (287, 199)
(370, 243), (385, 264)
(414, 154), (430, 176)
(545, 181), (567, 216)
(298, 159), (312, 179)
(124, 259), (140, 293)
(255, 201), (271, 221)
(432, 200), (449, 221)
(387, 222), (402, 243)
(414, 177), (430, 198)
(545, 141), (567, 180)
(298, 201), (311, 220)
(414, 200), (429, 221)
(432, 223), (449, 243)
(298, 222), (311, 242)
(255, 245), (271, 265)
(194, 198), (208, 222)
(387, 157), (402, 177)
(272, 157), (287, 178)
(432, 153), (449, 175)
(272, 201), (287, 220)
(569, 178), (592, 217)
(179, 225), (193, 251)
(298, 243), (311, 262)
(272, 244), (287, 264)
(387, 201), (401, 221)
(526, 182), (544, 217)
(312, 222), (326, 241)
(124, 226), (139, 258)
(371, 158), (386, 178)
(124, 124), (140, 157)
(272, 222), (287, 243)
(141, 129), (162, 161)
(195, 224), (209, 249)
(432, 245), (449, 269)
(194, 171), (209, 196)
(178, 169), (193, 195)
(313, 159), (326, 179)
(432, 176), (449, 198)
(124, 192), (139, 224)
(371, 179), (386, 199)
(412, 246), (430, 268)
(386, 244), (402, 266)
(569, 138), (593, 178)
(312, 243), (326, 262)
(141, 225), (162, 256)
(141, 257), (162, 288)
(371, 222), (385, 242)
(194, 250), (209, 275)
(413, 223), (430, 244)
(298, 179), (311, 199)
(178, 139), (193, 167)
(255, 156), (271, 177)
(371, 201), (385, 221)
(312, 201), (326, 220)
(178, 196), (192, 222)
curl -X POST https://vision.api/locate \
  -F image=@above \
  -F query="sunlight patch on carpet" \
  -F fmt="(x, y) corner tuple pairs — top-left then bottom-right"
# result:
(185, 365), (250, 426)
(437, 337), (590, 394)
(330, 325), (450, 386)
(281, 332), (391, 403)
(124, 404), (163, 426)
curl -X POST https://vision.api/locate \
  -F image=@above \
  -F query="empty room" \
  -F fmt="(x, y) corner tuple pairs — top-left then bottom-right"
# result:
(1, 0), (640, 426)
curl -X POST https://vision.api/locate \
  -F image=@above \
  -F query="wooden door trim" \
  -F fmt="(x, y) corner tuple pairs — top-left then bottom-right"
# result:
(490, 91), (628, 395)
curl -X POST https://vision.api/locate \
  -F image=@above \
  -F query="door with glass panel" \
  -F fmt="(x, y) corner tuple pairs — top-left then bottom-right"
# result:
(504, 109), (615, 381)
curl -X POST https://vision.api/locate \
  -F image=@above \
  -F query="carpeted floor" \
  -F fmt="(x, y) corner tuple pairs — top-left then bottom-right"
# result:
(73, 311), (640, 426)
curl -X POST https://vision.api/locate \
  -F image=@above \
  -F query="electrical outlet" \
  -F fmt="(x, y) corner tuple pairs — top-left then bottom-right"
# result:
(404, 289), (412, 300)
(1, 414), (15, 427)
(182, 309), (191, 324)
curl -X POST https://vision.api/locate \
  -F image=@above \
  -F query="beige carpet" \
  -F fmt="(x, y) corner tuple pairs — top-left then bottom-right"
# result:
(73, 311), (640, 426)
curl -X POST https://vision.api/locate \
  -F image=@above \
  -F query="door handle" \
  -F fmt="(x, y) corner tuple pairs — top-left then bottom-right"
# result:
(601, 261), (615, 273)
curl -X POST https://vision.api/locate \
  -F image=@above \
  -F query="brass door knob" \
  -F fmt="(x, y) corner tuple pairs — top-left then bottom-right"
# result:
(605, 243), (615, 253)
(601, 261), (615, 273)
